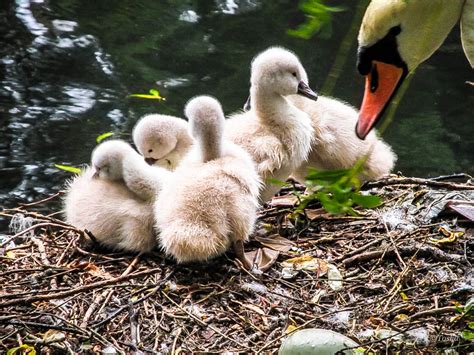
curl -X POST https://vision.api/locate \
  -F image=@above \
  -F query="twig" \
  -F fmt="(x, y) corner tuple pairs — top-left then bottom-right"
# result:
(161, 291), (245, 349)
(0, 268), (161, 307)
(409, 306), (457, 320)
(365, 177), (474, 190)
(343, 244), (464, 266)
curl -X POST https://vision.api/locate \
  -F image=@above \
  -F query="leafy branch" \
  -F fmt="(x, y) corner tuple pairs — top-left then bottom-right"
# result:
(296, 159), (382, 215)
(287, 0), (345, 40)
(270, 158), (382, 216)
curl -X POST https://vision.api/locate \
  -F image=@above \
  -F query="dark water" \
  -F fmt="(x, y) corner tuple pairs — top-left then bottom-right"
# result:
(1, 0), (473, 211)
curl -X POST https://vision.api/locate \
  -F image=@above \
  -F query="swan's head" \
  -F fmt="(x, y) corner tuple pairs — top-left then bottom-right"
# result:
(132, 114), (183, 167)
(185, 95), (224, 142)
(91, 140), (133, 180)
(356, 0), (463, 139)
(250, 47), (317, 100)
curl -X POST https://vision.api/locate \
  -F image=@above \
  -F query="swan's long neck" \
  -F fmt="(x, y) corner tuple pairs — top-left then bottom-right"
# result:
(360, 0), (465, 71)
(251, 86), (292, 124)
(122, 152), (168, 200)
(199, 130), (222, 163)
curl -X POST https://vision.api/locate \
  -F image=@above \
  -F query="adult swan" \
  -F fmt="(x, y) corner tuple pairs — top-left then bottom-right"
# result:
(356, 0), (474, 139)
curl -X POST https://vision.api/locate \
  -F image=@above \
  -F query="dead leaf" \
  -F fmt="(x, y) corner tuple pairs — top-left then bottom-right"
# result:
(446, 200), (474, 221)
(310, 289), (326, 304)
(304, 208), (330, 221)
(399, 292), (409, 302)
(232, 300), (266, 316)
(254, 234), (295, 252)
(281, 255), (328, 276)
(244, 247), (280, 272)
(42, 329), (66, 344)
(285, 324), (298, 334)
(270, 194), (299, 207)
(327, 264), (343, 291)
(429, 225), (464, 245)
(393, 314), (408, 321)
(70, 262), (114, 280)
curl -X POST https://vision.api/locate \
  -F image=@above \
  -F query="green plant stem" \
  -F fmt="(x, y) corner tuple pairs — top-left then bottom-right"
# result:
(320, 0), (369, 95)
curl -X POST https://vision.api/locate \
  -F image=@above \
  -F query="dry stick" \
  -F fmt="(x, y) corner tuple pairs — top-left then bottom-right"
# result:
(382, 219), (406, 270)
(161, 291), (245, 349)
(380, 235), (434, 313)
(336, 237), (382, 261)
(55, 233), (79, 266)
(365, 177), (474, 190)
(30, 236), (58, 290)
(129, 303), (141, 351)
(0, 222), (81, 248)
(93, 271), (173, 329)
(408, 306), (457, 320)
(80, 290), (109, 328)
(19, 192), (63, 207)
(0, 268), (161, 308)
(343, 244), (463, 267)
(92, 254), (142, 323)
(171, 327), (182, 355)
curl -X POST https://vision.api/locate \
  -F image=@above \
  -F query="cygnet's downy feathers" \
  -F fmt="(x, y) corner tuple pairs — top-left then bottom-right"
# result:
(133, 114), (193, 170)
(155, 95), (261, 264)
(225, 46), (316, 202)
(65, 140), (169, 252)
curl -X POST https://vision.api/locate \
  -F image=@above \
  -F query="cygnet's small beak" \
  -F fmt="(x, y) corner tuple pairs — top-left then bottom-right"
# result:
(145, 157), (158, 165)
(243, 95), (251, 111)
(297, 81), (318, 101)
(91, 168), (100, 179)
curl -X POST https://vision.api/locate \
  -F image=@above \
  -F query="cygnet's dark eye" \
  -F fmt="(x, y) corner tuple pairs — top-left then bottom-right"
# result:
(292, 72), (297, 77)
(148, 149), (153, 153)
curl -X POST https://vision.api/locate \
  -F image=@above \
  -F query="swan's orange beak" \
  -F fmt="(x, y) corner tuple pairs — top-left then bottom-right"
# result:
(356, 61), (404, 139)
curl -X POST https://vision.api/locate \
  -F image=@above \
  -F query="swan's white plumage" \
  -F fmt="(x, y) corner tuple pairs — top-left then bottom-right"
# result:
(155, 96), (261, 263)
(461, 0), (474, 67)
(359, 0), (467, 71)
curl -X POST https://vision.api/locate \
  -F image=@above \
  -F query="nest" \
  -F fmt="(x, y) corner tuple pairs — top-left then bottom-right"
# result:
(1, 175), (473, 354)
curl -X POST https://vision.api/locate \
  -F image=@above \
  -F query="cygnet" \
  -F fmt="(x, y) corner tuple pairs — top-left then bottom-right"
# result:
(64, 140), (170, 252)
(288, 95), (397, 182)
(154, 96), (261, 268)
(133, 114), (193, 170)
(225, 47), (318, 202)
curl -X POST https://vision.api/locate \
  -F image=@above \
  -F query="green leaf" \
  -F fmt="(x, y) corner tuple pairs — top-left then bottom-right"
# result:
(96, 132), (114, 144)
(266, 177), (289, 187)
(306, 167), (350, 182)
(352, 194), (383, 209)
(7, 344), (36, 355)
(129, 88), (166, 101)
(54, 164), (82, 174)
(461, 330), (474, 341)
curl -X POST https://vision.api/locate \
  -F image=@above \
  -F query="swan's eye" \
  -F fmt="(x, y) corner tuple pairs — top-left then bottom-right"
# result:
(291, 72), (297, 77)
(148, 149), (153, 153)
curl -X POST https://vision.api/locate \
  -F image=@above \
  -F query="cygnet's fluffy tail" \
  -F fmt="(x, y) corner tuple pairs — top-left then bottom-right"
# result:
(184, 95), (225, 163)
(159, 221), (231, 263)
